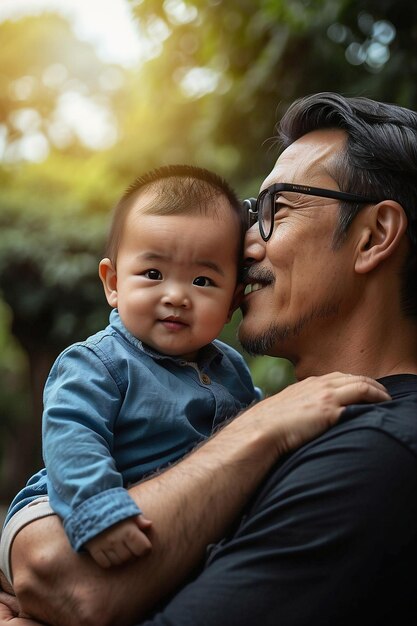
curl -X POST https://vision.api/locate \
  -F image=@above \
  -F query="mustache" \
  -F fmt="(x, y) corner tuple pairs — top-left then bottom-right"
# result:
(241, 265), (275, 285)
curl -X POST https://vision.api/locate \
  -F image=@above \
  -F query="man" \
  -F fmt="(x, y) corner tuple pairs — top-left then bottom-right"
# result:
(1, 91), (417, 625)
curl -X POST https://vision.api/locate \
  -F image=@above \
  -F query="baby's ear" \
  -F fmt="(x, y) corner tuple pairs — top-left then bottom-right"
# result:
(99, 258), (118, 307)
(354, 201), (408, 274)
(226, 284), (244, 323)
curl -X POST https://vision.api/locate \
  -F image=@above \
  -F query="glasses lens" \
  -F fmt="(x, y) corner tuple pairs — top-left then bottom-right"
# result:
(259, 191), (273, 241)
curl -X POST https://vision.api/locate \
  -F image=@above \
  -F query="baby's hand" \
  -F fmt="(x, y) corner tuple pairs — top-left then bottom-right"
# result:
(84, 514), (152, 568)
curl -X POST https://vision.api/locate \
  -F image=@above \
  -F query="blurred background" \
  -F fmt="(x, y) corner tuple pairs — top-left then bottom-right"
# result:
(0, 0), (416, 509)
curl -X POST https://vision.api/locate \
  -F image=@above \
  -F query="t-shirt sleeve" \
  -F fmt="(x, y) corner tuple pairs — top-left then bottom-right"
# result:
(138, 424), (417, 626)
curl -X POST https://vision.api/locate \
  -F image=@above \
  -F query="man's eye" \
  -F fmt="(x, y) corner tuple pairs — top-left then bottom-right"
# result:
(193, 276), (213, 287)
(144, 269), (162, 280)
(274, 197), (286, 215)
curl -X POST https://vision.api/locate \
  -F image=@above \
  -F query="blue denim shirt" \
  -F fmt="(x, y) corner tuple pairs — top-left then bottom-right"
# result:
(5, 310), (260, 551)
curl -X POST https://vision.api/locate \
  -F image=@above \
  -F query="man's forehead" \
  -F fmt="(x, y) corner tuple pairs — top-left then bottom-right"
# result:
(260, 129), (347, 192)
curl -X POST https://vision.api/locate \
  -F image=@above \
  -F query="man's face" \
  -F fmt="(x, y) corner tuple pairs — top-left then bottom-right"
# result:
(239, 129), (357, 362)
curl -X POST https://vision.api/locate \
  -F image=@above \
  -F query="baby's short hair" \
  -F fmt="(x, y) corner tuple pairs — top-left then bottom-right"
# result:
(105, 164), (245, 264)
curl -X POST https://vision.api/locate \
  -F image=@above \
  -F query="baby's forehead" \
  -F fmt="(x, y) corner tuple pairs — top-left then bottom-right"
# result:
(129, 187), (159, 214)
(123, 207), (241, 263)
(126, 196), (242, 252)
(129, 183), (237, 220)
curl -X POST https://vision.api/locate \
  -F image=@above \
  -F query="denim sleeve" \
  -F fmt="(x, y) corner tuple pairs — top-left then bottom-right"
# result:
(3, 468), (49, 527)
(213, 340), (262, 403)
(42, 345), (141, 551)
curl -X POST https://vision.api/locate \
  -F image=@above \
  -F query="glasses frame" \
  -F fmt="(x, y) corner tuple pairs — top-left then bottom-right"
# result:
(245, 183), (380, 242)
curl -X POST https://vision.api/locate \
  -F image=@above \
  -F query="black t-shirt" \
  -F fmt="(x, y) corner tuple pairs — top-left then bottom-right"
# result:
(141, 375), (417, 625)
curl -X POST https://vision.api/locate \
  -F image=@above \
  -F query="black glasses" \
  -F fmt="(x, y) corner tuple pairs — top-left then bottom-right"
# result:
(244, 183), (380, 242)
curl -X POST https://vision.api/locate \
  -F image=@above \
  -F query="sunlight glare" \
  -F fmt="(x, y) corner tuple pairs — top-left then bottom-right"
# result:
(0, 0), (144, 67)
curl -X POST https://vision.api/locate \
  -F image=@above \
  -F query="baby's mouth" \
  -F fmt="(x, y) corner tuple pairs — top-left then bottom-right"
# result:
(160, 316), (188, 329)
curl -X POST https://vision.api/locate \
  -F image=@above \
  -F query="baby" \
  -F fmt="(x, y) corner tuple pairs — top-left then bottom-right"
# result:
(2, 164), (260, 571)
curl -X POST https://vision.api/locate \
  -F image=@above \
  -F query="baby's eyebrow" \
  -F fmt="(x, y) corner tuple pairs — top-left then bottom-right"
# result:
(195, 259), (224, 276)
(138, 253), (224, 276)
(138, 252), (169, 262)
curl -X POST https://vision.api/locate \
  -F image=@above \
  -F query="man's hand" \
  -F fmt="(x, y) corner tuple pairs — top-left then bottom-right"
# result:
(0, 591), (43, 625)
(244, 372), (390, 458)
(84, 515), (152, 568)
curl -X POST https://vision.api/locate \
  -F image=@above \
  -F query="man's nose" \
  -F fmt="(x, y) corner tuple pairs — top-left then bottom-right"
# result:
(243, 223), (266, 266)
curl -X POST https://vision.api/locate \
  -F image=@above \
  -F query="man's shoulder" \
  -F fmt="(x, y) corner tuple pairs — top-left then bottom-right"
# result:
(250, 374), (417, 506)
(241, 376), (417, 542)
(338, 373), (417, 457)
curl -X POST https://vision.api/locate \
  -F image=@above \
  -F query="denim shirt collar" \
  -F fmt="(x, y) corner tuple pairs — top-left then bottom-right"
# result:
(109, 308), (223, 367)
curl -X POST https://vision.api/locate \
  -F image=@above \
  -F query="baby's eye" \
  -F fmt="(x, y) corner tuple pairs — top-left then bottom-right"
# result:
(144, 269), (162, 280)
(193, 276), (213, 287)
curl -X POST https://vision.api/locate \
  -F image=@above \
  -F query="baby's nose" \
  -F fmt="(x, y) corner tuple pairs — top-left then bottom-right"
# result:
(161, 288), (191, 308)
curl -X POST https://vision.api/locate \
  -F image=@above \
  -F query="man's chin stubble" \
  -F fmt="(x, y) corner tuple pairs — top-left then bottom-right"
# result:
(238, 300), (341, 356)
(238, 321), (291, 356)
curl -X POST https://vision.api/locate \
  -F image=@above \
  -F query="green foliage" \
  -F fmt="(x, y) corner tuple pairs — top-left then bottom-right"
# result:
(0, 156), (116, 351)
(0, 301), (28, 423)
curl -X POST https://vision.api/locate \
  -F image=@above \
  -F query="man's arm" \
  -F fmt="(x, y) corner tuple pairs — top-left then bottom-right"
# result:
(8, 374), (389, 626)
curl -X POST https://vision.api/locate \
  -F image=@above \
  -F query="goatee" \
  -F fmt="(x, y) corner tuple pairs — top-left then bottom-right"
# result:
(239, 301), (340, 356)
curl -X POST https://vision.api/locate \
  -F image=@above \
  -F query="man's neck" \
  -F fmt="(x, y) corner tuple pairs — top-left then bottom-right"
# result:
(292, 314), (417, 381)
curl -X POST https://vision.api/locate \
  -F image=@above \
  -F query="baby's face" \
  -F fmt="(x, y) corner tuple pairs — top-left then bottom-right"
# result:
(105, 196), (241, 360)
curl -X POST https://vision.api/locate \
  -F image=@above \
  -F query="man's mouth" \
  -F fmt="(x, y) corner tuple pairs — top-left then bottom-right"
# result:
(244, 283), (265, 295)
(241, 266), (274, 297)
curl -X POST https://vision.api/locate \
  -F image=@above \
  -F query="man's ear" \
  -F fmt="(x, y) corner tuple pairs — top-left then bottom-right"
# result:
(99, 258), (118, 307)
(226, 284), (244, 323)
(354, 201), (408, 274)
